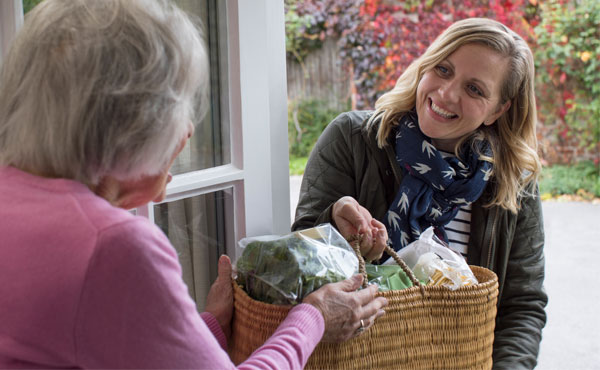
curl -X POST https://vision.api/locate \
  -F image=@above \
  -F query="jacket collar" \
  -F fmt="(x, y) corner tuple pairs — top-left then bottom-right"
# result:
(361, 114), (404, 206)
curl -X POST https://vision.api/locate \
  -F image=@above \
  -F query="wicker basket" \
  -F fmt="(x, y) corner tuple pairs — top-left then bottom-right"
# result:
(230, 244), (499, 369)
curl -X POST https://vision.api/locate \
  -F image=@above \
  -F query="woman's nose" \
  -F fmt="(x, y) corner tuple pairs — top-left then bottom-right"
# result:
(438, 80), (459, 103)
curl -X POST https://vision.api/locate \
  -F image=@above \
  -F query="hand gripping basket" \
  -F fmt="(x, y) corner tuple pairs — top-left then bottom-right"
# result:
(230, 240), (499, 369)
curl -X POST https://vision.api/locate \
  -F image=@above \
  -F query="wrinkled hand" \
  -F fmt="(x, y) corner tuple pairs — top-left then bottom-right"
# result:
(205, 255), (233, 341)
(303, 275), (388, 343)
(332, 196), (387, 261)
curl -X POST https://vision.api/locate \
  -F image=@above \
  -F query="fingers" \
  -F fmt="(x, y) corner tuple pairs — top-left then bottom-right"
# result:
(362, 296), (388, 319)
(332, 274), (363, 293)
(205, 255), (234, 340)
(306, 277), (388, 343)
(357, 224), (386, 262)
(217, 255), (232, 281)
(365, 219), (387, 261)
(332, 197), (389, 262)
(352, 287), (388, 338)
(332, 197), (370, 238)
(342, 282), (388, 329)
(352, 283), (388, 311)
(354, 306), (386, 336)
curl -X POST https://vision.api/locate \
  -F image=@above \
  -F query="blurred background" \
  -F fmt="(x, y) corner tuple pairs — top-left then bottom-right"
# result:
(285, 0), (599, 202)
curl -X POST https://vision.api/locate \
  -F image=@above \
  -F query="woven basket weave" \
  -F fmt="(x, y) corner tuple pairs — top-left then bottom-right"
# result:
(230, 245), (499, 369)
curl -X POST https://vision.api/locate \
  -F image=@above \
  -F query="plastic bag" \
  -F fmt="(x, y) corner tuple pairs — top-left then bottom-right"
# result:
(366, 264), (414, 291)
(382, 227), (478, 290)
(235, 224), (358, 305)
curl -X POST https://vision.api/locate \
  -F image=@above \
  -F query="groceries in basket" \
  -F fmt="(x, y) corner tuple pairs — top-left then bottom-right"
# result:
(235, 224), (476, 307)
(235, 224), (359, 305)
(231, 224), (499, 369)
(365, 264), (413, 291)
(383, 226), (478, 290)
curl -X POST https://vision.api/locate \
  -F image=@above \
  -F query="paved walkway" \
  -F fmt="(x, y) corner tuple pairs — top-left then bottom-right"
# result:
(290, 176), (600, 369)
(536, 201), (600, 370)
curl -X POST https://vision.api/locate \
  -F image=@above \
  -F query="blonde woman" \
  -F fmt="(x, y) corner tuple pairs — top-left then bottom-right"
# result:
(293, 18), (547, 368)
(0, 0), (387, 368)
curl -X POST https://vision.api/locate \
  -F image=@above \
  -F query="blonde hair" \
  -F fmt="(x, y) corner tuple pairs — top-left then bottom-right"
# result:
(0, 0), (208, 185)
(369, 18), (540, 213)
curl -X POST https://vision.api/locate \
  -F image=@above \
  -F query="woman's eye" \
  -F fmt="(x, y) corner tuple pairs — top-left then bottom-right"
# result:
(467, 84), (484, 96)
(436, 65), (449, 75)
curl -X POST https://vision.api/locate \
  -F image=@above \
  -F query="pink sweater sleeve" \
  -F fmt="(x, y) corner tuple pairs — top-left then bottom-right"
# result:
(200, 312), (227, 350)
(75, 218), (324, 369)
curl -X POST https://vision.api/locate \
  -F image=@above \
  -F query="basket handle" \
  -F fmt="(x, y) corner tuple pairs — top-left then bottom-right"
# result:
(348, 234), (425, 295)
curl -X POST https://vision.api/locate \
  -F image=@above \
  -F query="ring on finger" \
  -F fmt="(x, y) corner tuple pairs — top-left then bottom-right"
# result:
(355, 319), (365, 334)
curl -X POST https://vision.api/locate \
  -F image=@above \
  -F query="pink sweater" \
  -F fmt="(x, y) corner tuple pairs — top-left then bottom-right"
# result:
(0, 166), (324, 369)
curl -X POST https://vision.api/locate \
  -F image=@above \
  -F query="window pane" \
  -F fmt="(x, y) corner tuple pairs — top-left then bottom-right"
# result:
(154, 190), (231, 311)
(171, 0), (230, 175)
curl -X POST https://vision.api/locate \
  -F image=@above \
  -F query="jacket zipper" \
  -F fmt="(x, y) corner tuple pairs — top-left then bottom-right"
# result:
(485, 208), (499, 268)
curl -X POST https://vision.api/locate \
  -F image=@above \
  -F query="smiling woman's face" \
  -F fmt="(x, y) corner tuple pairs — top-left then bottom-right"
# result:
(415, 43), (511, 152)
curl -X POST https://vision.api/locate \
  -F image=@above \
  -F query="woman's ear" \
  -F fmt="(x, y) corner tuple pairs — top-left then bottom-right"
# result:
(484, 100), (512, 126)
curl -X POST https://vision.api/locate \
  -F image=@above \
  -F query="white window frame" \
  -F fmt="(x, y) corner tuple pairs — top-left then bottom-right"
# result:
(140, 0), (291, 261)
(0, 0), (23, 62)
(4, 0), (291, 263)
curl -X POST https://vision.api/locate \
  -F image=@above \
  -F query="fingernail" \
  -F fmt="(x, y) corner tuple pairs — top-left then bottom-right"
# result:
(352, 274), (363, 284)
(219, 255), (229, 267)
(378, 230), (386, 238)
(378, 309), (386, 317)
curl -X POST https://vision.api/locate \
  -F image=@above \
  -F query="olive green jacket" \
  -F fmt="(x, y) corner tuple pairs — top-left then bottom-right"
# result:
(292, 111), (547, 370)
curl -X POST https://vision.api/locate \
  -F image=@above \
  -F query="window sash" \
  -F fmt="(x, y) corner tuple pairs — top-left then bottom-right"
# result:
(139, 0), (291, 262)
(0, 0), (23, 62)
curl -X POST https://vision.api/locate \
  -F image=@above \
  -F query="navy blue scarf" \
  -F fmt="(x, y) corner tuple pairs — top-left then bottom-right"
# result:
(383, 112), (493, 251)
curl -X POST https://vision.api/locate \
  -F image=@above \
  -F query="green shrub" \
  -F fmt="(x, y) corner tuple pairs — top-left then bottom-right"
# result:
(534, 0), (600, 151)
(539, 161), (600, 198)
(288, 98), (347, 159)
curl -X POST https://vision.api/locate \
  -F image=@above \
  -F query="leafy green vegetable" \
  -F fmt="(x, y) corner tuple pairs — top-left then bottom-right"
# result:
(236, 233), (356, 305)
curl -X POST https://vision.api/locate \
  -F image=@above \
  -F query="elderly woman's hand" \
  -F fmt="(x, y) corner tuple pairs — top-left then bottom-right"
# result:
(205, 255), (233, 340)
(303, 275), (387, 343)
(332, 196), (387, 261)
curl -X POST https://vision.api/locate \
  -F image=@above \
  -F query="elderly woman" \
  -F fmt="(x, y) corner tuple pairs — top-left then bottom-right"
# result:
(293, 18), (547, 369)
(0, 0), (387, 368)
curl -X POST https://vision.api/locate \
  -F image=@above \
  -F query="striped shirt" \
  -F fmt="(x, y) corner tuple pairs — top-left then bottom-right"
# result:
(445, 204), (471, 259)
(439, 150), (471, 259)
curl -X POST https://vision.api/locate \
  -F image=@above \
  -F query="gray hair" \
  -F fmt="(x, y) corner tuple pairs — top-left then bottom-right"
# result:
(0, 0), (208, 185)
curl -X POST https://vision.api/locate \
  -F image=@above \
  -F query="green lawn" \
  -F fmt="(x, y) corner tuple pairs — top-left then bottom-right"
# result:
(289, 156), (309, 176)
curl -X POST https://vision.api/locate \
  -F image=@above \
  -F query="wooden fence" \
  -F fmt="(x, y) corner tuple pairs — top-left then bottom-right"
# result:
(286, 38), (351, 112)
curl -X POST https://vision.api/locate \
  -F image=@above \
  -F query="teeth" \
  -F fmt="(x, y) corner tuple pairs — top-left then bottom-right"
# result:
(431, 100), (456, 119)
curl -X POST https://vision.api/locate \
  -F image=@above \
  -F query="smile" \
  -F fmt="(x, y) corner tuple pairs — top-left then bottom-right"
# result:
(430, 98), (458, 119)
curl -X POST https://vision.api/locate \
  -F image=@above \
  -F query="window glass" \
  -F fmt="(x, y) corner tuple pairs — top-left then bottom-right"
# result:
(170, 0), (230, 175)
(154, 190), (231, 311)
(154, 0), (232, 310)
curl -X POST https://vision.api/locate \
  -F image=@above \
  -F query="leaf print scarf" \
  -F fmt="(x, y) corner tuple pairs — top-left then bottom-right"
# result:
(382, 111), (493, 252)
